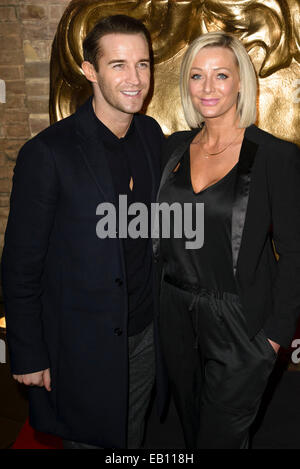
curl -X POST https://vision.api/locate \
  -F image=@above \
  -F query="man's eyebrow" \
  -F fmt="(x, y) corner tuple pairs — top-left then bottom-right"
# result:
(107, 58), (150, 65)
(108, 59), (125, 64)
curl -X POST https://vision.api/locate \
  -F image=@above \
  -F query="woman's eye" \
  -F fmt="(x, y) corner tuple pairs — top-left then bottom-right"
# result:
(217, 73), (228, 79)
(138, 62), (149, 69)
(191, 74), (202, 80)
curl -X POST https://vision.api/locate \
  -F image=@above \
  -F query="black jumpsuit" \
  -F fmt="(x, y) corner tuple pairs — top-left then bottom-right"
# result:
(159, 149), (277, 449)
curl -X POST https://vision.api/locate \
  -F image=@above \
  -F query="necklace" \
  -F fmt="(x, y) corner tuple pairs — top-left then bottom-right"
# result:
(192, 128), (244, 159)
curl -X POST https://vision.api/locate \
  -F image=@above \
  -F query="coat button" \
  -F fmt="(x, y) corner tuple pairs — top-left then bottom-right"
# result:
(114, 328), (122, 336)
(115, 278), (123, 286)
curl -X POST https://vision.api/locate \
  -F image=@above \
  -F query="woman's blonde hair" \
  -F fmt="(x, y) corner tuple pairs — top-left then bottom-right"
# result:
(180, 31), (257, 128)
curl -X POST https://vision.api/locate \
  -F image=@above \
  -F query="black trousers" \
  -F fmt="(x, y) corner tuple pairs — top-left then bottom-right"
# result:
(63, 321), (155, 449)
(159, 279), (277, 449)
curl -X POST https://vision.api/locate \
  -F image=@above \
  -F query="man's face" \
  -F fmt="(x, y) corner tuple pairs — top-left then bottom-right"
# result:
(89, 33), (151, 120)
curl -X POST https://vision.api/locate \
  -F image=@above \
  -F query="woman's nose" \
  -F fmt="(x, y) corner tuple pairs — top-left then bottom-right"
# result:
(203, 75), (214, 94)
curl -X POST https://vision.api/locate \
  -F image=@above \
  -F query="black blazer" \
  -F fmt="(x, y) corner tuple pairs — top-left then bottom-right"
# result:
(1, 98), (166, 447)
(153, 124), (300, 348)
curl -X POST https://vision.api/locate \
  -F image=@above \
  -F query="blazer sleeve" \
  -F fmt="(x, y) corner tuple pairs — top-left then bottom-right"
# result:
(263, 141), (300, 347)
(1, 137), (59, 374)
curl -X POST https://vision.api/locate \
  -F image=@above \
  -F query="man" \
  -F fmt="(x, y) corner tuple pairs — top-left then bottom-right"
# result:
(1, 15), (166, 449)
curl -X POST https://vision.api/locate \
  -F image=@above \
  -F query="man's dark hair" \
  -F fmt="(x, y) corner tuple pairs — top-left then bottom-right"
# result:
(83, 14), (152, 71)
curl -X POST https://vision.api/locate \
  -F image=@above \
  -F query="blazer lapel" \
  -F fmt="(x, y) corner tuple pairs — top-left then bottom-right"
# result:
(159, 130), (199, 193)
(232, 134), (258, 276)
(152, 130), (198, 258)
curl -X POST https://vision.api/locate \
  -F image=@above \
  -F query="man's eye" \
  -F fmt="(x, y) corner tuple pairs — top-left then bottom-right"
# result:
(113, 64), (124, 69)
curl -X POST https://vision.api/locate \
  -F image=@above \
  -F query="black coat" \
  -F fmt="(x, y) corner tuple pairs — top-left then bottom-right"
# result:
(1, 98), (167, 447)
(153, 124), (300, 348)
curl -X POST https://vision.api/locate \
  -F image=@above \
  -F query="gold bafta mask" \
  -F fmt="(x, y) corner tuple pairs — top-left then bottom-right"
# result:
(50, 0), (300, 145)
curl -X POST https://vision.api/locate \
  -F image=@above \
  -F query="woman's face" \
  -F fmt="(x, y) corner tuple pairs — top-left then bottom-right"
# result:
(188, 46), (240, 123)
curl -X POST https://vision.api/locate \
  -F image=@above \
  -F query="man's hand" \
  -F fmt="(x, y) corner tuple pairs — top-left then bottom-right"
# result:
(13, 368), (51, 391)
(268, 339), (280, 354)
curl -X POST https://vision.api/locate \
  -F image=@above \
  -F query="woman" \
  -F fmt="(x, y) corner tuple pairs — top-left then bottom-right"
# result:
(155, 32), (300, 449)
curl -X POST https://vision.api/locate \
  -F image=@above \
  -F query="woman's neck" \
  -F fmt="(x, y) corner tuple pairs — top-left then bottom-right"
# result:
(202, 117), (242, 145)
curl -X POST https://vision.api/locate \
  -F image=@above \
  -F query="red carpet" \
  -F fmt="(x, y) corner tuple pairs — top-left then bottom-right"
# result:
(12, 419), (62, 449)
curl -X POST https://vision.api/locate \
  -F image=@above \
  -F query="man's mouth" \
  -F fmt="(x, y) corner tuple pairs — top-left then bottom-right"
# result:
(121, 91), (141, 97)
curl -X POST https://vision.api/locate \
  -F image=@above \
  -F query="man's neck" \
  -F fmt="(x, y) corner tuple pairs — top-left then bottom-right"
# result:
(92, 97), (133, 139)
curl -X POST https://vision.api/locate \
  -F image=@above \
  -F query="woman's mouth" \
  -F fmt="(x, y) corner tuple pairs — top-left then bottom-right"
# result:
(200, 98), (220, 106)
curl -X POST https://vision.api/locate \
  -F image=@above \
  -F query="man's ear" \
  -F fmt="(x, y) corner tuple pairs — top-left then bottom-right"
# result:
(81, 61), (97, 83)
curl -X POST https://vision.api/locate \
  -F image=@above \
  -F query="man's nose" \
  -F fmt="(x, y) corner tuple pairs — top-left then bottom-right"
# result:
(126, 66), (141, 85)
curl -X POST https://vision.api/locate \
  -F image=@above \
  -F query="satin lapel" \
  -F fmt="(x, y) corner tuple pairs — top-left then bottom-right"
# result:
(232, 136), (258, 276)
(152, 130), (198, 258)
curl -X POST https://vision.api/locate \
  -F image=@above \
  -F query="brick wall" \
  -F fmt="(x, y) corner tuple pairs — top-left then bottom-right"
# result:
(0, 0), (70, 281)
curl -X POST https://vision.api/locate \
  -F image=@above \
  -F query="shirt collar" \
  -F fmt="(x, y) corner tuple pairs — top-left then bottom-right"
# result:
(89, 101), (135, 145)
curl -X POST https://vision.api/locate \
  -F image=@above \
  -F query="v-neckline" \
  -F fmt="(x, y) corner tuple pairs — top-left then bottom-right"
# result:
(187, 149), (238, 195)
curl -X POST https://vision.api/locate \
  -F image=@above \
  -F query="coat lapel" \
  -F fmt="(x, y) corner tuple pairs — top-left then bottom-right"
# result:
(74, 98), (117, 205)
(232, 133), (258, 275)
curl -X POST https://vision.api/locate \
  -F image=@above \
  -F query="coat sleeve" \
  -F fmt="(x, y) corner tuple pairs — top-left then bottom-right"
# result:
(1, 137), (59, 374)
(263, 140), (300, 347)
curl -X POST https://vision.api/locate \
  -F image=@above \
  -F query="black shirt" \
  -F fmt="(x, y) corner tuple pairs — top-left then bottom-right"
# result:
(92, 111), (153, 336)
(160, 148), (238, 294)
